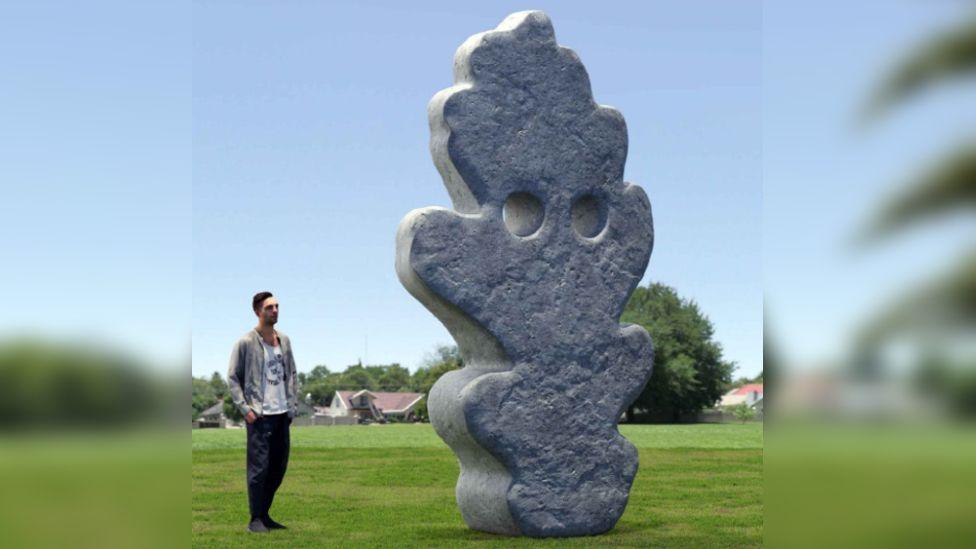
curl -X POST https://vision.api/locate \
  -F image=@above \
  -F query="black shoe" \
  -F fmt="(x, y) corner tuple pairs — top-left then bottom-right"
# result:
(262, 515), (287, 530)
(248, 518), (269, 533)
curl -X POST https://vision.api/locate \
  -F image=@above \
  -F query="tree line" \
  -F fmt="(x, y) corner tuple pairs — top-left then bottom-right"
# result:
(192, 282), (746, 423)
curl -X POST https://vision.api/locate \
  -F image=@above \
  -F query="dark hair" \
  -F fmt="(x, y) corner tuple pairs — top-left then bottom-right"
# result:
(252, 291), (273, 314)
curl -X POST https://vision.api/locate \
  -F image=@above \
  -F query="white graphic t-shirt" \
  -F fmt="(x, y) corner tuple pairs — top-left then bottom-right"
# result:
(261, 339), (288, 415)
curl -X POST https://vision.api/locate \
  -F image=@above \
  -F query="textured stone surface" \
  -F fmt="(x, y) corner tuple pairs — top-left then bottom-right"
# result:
(396, 11), (654, 538)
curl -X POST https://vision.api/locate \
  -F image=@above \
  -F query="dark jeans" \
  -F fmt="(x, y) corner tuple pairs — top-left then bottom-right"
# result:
(246, 413), (290, 520)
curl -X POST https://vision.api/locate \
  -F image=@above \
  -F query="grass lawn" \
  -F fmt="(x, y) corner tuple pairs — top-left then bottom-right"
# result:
(192, 423), (763, 547)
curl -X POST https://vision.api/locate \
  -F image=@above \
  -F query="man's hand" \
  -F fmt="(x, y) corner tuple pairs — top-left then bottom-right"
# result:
(245, 411), (257, 424)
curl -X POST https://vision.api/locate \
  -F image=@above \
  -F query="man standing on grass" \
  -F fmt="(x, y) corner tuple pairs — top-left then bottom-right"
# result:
(227, 291), (298, 533)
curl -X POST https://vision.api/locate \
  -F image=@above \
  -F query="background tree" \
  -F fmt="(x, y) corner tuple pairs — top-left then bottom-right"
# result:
(208, 371), (227, 400)
(376, 363), (411, 391)
(192, 376), (217, 419)
(621, 282), (734, 423)
(411, 346), (462, 393)
(306, 365), (331, 384)
(298, 365), (340, 406)
(303, 372), (342, 406)
(340, 364), (376, 391)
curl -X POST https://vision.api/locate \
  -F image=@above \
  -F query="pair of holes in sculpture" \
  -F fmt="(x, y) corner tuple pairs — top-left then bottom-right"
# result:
(502, 192), (606, 239)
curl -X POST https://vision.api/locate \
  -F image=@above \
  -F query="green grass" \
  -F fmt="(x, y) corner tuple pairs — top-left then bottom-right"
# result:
(0, 432), (186, 549)
(766, 423), (976, 548)
(191, 422), (763, 451)
(192, 423), (763, 547)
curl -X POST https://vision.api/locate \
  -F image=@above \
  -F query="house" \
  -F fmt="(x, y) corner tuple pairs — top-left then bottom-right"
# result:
(697, 383), (765, 423)
(197, 401), (227, 428)
(293, 399), (316, 418)
(720, 383), (764, 408)
(321, 390), (425, 421)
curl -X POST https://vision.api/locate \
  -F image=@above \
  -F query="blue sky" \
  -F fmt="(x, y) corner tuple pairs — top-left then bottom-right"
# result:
(192, 1), (762, 377)
(7, 2), (964, 380)
(763, 2), (975, 367)
(1, 2), (190, 369)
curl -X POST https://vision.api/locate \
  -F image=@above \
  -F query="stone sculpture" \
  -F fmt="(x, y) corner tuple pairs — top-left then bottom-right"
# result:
(395, 11), (654, 537)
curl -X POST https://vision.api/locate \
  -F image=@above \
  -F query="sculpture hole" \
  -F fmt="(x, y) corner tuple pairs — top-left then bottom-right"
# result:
(503, 192), (544, 237)
(571, 194), (606, 238)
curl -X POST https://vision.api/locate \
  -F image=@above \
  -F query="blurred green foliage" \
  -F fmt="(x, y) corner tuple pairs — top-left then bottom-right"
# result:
(859, 10), (976, 418)
(860, 13), (976, 341)
(0, 340), (185, 546)
(726, 402), (757, 423)
(914, 352), (976, 418)
(0, 338), (169, 429)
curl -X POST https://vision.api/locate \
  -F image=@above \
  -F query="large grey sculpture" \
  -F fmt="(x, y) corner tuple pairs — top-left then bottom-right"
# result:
(396, 11), (654, 537)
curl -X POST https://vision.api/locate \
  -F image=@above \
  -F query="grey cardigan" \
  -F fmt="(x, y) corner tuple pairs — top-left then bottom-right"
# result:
(227, 329), (299, 418)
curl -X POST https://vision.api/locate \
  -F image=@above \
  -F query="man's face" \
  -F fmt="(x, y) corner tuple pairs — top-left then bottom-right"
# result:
(257, 297), (279, 326)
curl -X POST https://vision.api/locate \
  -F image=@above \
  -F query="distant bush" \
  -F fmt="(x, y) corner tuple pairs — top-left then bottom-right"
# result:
(725, 403), (757, 423)
(0, 338), (168, 430)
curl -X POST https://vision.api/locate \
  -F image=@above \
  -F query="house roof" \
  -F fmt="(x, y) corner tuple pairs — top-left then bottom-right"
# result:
(200, 402), (224, 417)
(335, 390), (424, 413)
(732, 383), (763, 396)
